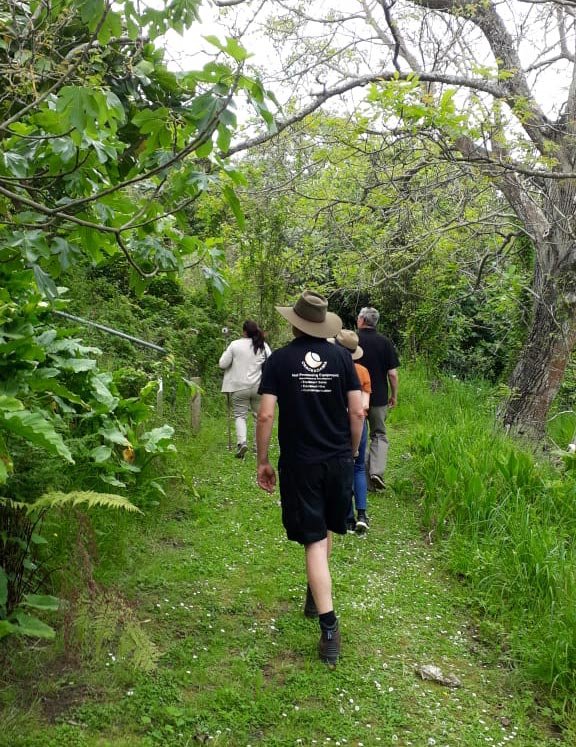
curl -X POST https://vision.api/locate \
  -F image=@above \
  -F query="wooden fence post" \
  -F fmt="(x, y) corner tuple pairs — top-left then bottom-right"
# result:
(190, 377), (201, 432)
(156, 376), (164, 417)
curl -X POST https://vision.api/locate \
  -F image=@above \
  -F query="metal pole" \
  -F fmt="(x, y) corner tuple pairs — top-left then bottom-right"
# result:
(53, 310), (167, 354)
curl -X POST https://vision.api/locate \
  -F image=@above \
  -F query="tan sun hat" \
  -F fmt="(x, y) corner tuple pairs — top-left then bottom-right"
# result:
(276, 290), (342, 338)
(334, 329), (363, 360)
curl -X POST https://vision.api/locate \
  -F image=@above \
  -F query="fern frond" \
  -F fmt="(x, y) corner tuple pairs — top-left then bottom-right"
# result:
(118, 621), (160, 672)
(30, 491), (143, 514)
(0, 497), (29, 511)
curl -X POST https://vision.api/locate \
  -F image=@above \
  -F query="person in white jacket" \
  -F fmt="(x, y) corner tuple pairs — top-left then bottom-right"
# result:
(219, 320), (272, 458)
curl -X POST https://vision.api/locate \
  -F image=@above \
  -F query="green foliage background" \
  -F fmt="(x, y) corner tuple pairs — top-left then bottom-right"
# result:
(2, 0), (576, 739)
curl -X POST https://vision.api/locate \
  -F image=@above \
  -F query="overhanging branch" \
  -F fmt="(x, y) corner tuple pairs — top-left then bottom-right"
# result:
(226, 69), (506, 157)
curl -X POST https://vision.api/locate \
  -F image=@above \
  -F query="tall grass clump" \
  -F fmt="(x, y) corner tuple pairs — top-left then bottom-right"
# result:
(402, 367), (576, 699)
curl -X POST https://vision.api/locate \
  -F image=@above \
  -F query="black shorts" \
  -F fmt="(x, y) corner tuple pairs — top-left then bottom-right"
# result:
(278, 457), (354, 545)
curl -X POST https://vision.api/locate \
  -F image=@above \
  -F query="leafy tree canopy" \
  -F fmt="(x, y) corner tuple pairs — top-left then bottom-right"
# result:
(0, 0), (276, 291)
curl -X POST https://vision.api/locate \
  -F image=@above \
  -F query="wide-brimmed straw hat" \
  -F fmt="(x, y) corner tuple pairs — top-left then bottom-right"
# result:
(276, 290), (342, 338)
(332, 329), (363, 360)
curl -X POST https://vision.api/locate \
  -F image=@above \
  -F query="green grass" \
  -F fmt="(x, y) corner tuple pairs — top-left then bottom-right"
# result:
(403, 368), (576, 705)
(1, 366), (574, 745)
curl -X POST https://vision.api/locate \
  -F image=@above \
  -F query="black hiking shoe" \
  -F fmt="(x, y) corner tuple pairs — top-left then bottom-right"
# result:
(318, 620), (340, 666)
(355, 512), (369, 534)
(235, 443), (248, 459)
(304, 585), (318, 618)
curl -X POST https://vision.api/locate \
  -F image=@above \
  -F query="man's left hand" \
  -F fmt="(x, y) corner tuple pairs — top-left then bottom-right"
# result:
(388, 395), (397, 408)
(257, 463), (276, 493)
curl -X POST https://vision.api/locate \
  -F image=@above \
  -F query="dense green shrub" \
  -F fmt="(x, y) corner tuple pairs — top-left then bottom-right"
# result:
(403, 258), (528, 381)
(0, 256), (175, 642)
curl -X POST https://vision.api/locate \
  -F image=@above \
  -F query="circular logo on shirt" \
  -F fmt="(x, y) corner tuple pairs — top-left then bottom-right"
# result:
(304, 351), (324, 369)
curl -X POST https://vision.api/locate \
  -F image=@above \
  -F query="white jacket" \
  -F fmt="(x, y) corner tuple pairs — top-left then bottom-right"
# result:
(219, 338), (272, 393)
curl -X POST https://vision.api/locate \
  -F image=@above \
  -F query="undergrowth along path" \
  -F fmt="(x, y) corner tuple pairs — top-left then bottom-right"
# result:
(2, 389), (564, 746)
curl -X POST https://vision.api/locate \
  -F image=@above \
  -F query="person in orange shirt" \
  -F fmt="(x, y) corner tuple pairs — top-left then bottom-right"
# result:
(333, 330), (371, 533)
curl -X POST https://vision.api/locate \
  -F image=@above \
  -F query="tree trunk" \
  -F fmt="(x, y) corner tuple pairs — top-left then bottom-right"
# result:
(502, 264), (576, 439)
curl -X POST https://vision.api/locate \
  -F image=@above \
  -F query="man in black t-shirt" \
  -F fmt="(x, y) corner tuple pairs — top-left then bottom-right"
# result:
(357, 306), (400, 491)
(256, 290), (364, 666)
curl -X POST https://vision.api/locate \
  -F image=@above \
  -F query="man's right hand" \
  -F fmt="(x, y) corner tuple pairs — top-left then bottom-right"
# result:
(257, 463), (276, 493)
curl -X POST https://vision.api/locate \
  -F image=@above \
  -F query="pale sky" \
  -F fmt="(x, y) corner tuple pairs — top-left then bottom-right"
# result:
(161, 1), (570, 121)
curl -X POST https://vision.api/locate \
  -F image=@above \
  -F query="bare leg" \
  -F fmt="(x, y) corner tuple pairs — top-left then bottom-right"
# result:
(305, 534), (333, 614)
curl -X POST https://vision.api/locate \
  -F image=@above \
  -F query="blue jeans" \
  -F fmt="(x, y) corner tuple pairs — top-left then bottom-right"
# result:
(348, 421), (368, 519)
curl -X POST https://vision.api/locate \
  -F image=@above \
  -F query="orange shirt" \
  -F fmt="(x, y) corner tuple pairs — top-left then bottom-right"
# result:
(355, 363), (371, 414)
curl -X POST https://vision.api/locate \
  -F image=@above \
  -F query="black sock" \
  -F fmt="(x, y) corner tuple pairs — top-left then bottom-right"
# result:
(319, 610), (337, 629)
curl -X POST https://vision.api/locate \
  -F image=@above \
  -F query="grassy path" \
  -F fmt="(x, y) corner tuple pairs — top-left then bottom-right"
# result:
(2, 406), (563, 746)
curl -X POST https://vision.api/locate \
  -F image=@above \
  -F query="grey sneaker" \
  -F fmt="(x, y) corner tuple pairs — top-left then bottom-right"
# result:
(235, 443), (248, 459)
(318, 621), (340, 666)
(370, 474), (385, 490)
(304, 585), (318, 618)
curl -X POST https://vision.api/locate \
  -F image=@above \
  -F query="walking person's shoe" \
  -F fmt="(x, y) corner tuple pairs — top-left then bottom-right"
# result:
(355, 511), (369, 534)
(346, 517), (356, 534)
(370, 474), (385, 491)
(235, 442), (248, 459)
(304, 585), (318, 618)
(318, 620), (341, 666)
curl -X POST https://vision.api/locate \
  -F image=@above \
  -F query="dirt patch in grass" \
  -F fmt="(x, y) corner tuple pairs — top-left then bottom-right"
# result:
(158, 537), (189, 548)
(261, 649), (302, 684)
(41, 683), (93, 723)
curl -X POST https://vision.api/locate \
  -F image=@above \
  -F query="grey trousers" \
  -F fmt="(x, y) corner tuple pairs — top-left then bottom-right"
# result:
(365, 405), (389, 479)
(231, 385), (260, 445)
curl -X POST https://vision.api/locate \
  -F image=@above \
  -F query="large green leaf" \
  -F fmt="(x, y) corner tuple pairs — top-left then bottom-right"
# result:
(90, 373), (119, 411)
(140, 425), (175, 453)
(132, 108), (170, 135)
(2, 151), (29, 178)
(204, 35), (251, 62)
(79, 0), (105, 26)
(21, 594), (61, 611)
(0, 620), (18, 639)
(32, 264), (58, 299)
(0, 396), (24, 413)
(13, 611), (56, 639)
(28, 375), (85, 406)
(98, 426), (131, 446)
(0, 406), (73, 462)
(90, 445), (113, 463)
(222, 185), (245, 229)
(51, 357), (97, 373)
(56, 87), (91, 132)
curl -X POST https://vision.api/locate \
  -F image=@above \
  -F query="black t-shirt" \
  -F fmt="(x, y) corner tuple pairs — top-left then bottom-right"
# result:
(258, 336), (361, 465)
(357, 328), (400, 406)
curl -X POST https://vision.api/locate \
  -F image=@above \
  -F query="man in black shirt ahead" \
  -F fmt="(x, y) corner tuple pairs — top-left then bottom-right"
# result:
(357, 307), (400, 491)
(256, 291), (364, 666)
